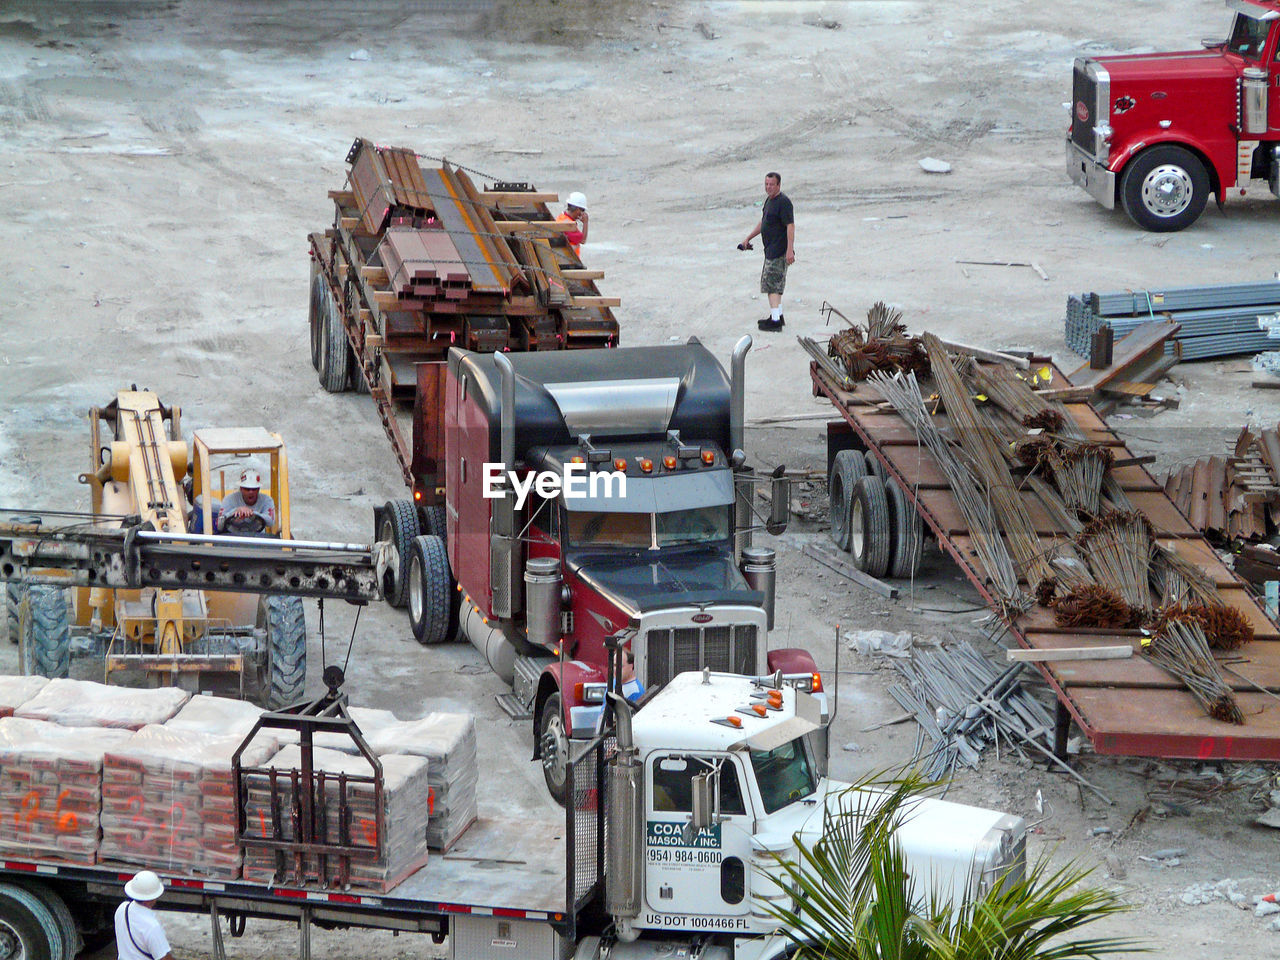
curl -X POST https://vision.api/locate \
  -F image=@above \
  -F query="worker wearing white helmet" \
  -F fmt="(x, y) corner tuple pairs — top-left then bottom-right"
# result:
(115, 870), (174, 960)
(217, 467), (277, 535)
(558, 190), (589, 258)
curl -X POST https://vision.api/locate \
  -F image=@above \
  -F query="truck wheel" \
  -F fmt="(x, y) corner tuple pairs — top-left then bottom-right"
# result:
(862, 449), (884, 479)
(1120, 146), (1210, 232)
(15, 883), (79, 960)
(828, 450), (866, 552)
(0, 882), (64, 960)
(379, 500), (421, 608)
(259, 595), (307, 708)
(318, 289), (350, 393)
(408, 535), (458, 645)
(538, 692), (569, 806)
(885, 477), (924, 579)
(346, 345), (370, 393)
(5, 582), (20, 644)
(850, 476), (892, 579)
(19, 586), (70, 679)
(423, 504), (448, 541)
(308, 259), (328, 372)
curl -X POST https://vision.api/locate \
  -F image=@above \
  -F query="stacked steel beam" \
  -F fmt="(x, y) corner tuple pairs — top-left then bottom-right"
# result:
(1066, 280), (1280, 360)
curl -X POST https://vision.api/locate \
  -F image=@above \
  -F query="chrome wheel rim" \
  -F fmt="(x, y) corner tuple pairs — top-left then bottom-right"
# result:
(1141, 164), (1193, 218)
(541, 713), (568, 789)
(408, 554), (423, 625)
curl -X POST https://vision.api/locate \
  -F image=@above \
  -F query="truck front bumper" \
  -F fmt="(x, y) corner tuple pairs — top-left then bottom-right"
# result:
(1066, 139), (1115, 210)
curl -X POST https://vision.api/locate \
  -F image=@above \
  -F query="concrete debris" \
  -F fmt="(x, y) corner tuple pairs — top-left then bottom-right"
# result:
(1181, 878), (1247, 906)
(1257, 900), (1280, 917)
(348, 48), (371, 61)
(1255, 807), (1280, 829)
(1104, 853), (1126, 879)
(919, 157), (952, 174)
(846, 629), (915, 658)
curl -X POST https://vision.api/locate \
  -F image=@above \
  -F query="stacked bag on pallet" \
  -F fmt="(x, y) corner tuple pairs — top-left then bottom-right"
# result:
(0, 717), (132, 864)
(0, 675), (49, 717)
(99, 724), (278, 879)
(14, 678), (190, 729)
(166, 693), (266, 738)
(366, 713), (478, 850)
(241, 744), (432, 891)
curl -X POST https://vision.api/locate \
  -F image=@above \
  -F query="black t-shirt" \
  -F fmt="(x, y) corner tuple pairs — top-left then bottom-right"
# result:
(760, 192), (794, 260)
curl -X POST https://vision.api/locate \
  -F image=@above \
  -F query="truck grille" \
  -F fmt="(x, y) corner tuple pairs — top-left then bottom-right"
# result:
(1071, 62), (1098, 156)
(645, 624), (758, 687)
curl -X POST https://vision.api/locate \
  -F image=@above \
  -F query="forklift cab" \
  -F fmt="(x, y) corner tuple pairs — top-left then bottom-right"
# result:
(191, 428), (293, 539)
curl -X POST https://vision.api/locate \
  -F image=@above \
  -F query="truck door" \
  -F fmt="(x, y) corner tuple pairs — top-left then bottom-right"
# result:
(643, 753), (754, 932)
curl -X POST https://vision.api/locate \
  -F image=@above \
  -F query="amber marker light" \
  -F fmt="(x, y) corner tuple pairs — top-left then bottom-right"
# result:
(725, 715), (742, 727)
(570, 455), (585, 464)
(663, 455), (677, 469)
(751, 703), (768, 717)
(811, 672), (824, 693)
(701, 449), (715, 465)
(639, 458), (653, 473)
(613, 458), (628, 472)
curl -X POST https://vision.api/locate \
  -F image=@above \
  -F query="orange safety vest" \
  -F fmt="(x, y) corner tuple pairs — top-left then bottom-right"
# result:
(557, 212), (583, 257)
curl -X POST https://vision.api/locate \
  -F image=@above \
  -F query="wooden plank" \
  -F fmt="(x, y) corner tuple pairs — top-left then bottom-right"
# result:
(481, 191), (560, 204)
(328, 189), (355, 204)
(1006, 645), (1132, 662)
(361, 265), (389, 284)
(561, 269), (605, 280)
(1067, 320), (1181, 389)
(493, 220), (577, 233)
(1101, 381), (1156, 398)
(1037, 385), (1094, 401)
(936, 339), (1031, 369)
(340, 216), (360, 231)
(801, 540), (899, 598)
(570, 296), (622, 308)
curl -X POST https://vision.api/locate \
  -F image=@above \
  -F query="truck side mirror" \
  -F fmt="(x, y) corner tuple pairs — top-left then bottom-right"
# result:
(767, 476), (790, 535)
(690, 771), (714, 832)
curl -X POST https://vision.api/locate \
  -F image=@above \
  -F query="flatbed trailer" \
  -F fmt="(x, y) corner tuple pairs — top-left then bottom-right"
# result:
(812, 358), (1280, 762)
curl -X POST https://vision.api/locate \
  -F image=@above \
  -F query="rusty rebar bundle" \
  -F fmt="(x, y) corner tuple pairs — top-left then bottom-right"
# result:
(827, 302), (929, 382)
(1152, 603), (1254, 651)
(1076, 510), (1155, 614)
(1144, 616), (1244, 725)
(1050, 584), (1139, 629)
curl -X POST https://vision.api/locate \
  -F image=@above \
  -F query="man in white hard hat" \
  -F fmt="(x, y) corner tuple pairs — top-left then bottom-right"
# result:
(115, 870), (174, 960)
(558, 191), (589, 258)
(216, 468), (277, 535)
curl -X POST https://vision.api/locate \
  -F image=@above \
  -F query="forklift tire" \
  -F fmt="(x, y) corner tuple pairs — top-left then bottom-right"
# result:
(5, 582), (20, 644)
(0, 881), (64, 960)
(1119, 145), (1210, 233)
(262, 595), (307, 709)
(850, 475), (892, 579)
(380, 500), (421, 608)
(15, 882), (80, 960)
(318, 290), (350, 393)
(862, 449), (884, 479)
(408, 535), (457, 645)
(309, 260), (328, 372)
(538, 692), (570, 806)
(885, 477), (924, 580)
(19, 586), (70, 679)
(828, 450), (866, 553)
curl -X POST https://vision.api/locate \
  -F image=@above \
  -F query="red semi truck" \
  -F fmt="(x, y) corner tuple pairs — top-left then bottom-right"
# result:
(1068, 0), (1280, 231)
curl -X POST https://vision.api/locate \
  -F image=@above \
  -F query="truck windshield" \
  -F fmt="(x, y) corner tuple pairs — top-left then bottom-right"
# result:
(1228, 13), (1270, 60)
(567, 506), (731, 549)
(749, 738), (818, 814)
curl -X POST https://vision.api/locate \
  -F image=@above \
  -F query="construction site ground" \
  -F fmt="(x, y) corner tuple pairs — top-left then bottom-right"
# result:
(1, 1), (1278, 956)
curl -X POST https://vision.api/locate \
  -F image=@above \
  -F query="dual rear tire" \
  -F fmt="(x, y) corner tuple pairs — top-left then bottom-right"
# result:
(829, 450), (924, 580)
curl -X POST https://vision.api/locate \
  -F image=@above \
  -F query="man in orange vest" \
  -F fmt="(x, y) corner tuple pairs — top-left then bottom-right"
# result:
(558, 191), (589, 258)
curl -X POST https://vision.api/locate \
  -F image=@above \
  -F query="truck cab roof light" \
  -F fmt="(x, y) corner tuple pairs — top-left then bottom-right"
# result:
(701, 449), (715, 465)
(613, 458), (628, 472)
(570, 455), (585, 464)
(767, 691), (784, 707)
(662, 455), (677, 470)
(711, 715), (743, 729)
(639, 458), (653, 473)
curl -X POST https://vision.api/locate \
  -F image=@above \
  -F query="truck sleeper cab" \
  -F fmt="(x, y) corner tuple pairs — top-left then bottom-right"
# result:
(1068, 0), (1280, 231)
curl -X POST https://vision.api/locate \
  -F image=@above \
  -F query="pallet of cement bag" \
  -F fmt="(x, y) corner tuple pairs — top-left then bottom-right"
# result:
(242, 744), (431, 892)
(0, 675), (49, 718)
(0, 717), (133, 864)
(165, 694), (266, 739)
(99, 725), (278, 879)
(365, 713), (478, 851)
(15, 678), (190, 730)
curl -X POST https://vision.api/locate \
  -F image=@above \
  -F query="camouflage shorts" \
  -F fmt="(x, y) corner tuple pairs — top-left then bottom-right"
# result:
(759, 256), (788, 295)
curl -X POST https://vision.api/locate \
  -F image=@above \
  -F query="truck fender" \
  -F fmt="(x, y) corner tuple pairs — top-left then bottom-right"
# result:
(1110, 135), (1224, 197)
(767, 647), (818, 676)
(531, 661), (605, 758)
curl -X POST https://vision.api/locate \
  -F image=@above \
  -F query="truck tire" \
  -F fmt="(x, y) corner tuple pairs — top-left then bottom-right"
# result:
(0, 882), (64, 960)
(379, 500), (421, 608)
(260, 595), (307, 708)
(862, 449), (884, 479)
(15, 883), (80, 960)
(423, 504), (448, 541)
(346, 345), (370, 393)
(885, 477), (924, 579)
(318, 290), (350, 393)
(827, 450), (866, 552)
(1120, 145), (1210, 233)
(538, 692), (570, 806)
(5, 582), (20, 644)
(19, 586), (70, 679)
(309, 259), (328, 372)
(850, 476), (892, 579)
(408, 535), (458, 645)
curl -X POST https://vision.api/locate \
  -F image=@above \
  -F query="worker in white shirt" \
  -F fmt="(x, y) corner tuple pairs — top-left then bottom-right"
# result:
(115, 871), (173, 960)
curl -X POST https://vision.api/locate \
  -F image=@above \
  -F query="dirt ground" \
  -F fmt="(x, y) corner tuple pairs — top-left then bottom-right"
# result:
(2, 1), (1280, 957)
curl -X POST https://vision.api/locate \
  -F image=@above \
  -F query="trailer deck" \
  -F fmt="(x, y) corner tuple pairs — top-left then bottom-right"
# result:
(813, 360), (1280, 762)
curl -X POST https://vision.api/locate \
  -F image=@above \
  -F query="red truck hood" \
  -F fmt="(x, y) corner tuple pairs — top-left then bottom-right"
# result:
(1092, 48), (1240, 84)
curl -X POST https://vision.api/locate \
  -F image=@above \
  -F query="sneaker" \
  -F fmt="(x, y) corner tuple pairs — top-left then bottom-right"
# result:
(757, 316), (784, 331)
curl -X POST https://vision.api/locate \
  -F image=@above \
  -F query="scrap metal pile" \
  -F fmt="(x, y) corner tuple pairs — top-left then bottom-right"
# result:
(1164, 423), (1280, 543)
(858, 325), (1256, 726)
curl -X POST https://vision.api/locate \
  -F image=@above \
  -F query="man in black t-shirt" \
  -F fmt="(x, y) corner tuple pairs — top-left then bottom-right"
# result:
(739, 171), (795, 331)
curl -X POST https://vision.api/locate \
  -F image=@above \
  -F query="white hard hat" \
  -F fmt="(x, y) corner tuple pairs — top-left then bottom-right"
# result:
(239, 469), (262, 489)
(124, 870), (165, 901)
(566, 191), (587, 211)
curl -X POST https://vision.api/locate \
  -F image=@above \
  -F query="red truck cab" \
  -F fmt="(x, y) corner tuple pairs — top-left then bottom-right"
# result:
(1068, 0), (1280, 230)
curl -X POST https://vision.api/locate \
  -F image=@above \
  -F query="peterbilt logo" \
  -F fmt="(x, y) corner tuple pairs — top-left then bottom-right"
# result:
(691, 613), (713, 623)
(1075, 101), (1089, 122)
